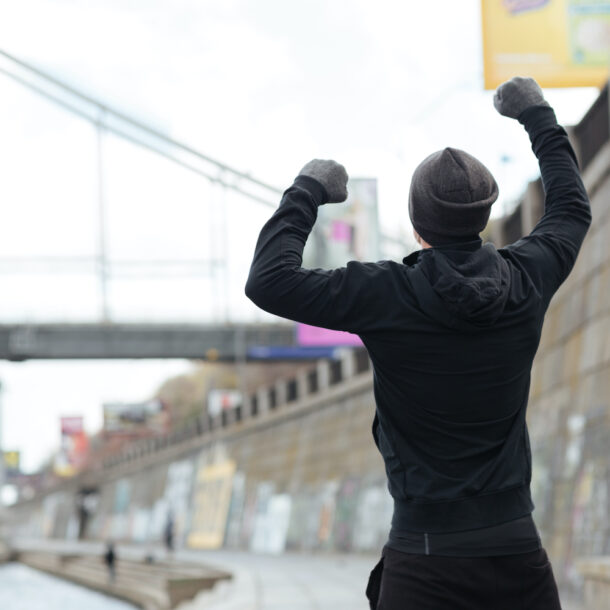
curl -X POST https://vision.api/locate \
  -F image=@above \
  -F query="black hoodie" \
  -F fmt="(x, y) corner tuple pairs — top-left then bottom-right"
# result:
(245, 106), (592, 537)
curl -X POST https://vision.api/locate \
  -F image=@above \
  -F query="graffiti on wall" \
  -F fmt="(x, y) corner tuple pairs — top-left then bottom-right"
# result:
(162, 459), (196, 546)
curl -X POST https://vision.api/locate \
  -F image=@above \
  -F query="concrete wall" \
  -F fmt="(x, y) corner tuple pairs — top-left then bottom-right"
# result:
(9, 351), (392, 555)
(526, 141), (610, 596)
(486, 84), (610, 603)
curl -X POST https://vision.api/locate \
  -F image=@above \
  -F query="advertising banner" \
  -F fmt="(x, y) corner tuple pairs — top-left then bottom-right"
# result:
(207, 390), (243, 417)
(187, 460), (236, 549)
(303, 178), (380, 268)
(297, 178), (378, 346)
(54, 416), (88, 477)
(103, 399), (167, 435)
(3, 450), (20, 478)
(296, 324), (362, 347)
(482, 0), (610, 89)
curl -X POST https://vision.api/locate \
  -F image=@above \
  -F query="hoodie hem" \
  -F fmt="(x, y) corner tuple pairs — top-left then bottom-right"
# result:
(391, 484), (534, 534)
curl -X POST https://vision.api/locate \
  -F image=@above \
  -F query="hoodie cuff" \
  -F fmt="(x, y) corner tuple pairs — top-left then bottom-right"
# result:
(518, 105), (558, 135)
(293, 175), (329, 206)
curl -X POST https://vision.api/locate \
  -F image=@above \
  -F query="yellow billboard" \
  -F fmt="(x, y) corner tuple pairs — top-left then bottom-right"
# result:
(187, 460), (236, 549)
(3, 450), (20, 476)
(482, 0), (610, 89)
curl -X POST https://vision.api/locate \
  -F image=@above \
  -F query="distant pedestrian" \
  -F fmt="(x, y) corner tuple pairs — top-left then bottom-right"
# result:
(164, 511), (175, 555)
(104, 541), (116, 584)
(245, 77), (591, 608)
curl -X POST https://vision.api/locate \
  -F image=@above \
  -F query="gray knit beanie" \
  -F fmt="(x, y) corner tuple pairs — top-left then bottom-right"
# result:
(408, 148), (498, 246)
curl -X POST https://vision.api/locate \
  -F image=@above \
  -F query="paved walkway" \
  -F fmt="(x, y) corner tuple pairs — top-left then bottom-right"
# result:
(11, 539), (585, 609)
(12, 539), (376, 609)
(175, 550), (375, 610)
(0, 562), (136, 610)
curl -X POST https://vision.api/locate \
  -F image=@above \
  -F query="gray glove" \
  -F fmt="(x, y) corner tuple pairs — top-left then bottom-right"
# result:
(493, 76), (549, 119)
(298, 159), (348, 203)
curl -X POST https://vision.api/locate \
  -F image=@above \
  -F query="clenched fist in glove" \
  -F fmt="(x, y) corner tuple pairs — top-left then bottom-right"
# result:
(299, 159), (349, 203)
(493, 76), (549, 119)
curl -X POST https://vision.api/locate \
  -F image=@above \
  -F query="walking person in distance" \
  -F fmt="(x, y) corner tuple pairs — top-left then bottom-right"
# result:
(104, 540), (117, 585)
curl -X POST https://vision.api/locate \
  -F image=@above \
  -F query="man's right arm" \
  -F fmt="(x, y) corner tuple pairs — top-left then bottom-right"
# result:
(495, 77), (592, 304)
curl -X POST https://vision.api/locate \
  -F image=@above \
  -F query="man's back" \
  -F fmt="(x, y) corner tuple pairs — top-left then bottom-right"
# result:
(246, 233), (538, 536)
(246, 101), (590, 536)
(245, 77), (591, 608)
(361, 238), (544, 531)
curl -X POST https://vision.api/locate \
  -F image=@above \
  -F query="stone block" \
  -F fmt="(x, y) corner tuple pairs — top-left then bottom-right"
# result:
(546, 300), (565, 348)
(274, 379), (287, 408)
(598, 264), (610, 317)
(256, 385), (270, 415)
(563, 329), (583, 390)
(339, 348), (356, 379)
(553, 268), (573, 304)
(583, 273), (601, 322)
(588, 366), (610, 408)
(572, 288), (587, 334)
(238, 397), (250, 421)
(579, 316), (608, 374)
(558, 298), (576, 344)
(576, 557), (610, 610)
(574, 374), (595, 412)
(601, 220), (610, 270)
(590, 171), (610, 219)
(296, 369), (309, 401)
(530, 360), (543, 400)
(598, 314), (610, 366)
(541, 346), (564, 393)
(571, 232), (591, 284)
(588, 227), (606, 272)
(522, 183), (542, 234)
(528, 386), (569, 437)
(209, 413), (222, 431)
(317, 360), (330, 390)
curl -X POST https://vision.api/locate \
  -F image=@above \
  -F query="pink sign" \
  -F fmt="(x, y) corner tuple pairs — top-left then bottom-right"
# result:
(61, 416), (84, 435)
(297, 323), (362, 346)
(331, 220), (352, 243)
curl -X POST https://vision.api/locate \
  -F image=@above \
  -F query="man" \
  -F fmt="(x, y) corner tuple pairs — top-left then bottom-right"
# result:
(104, 540), (116, 584)
(245, 77), (591, 609)
(164, 509), (175, 555)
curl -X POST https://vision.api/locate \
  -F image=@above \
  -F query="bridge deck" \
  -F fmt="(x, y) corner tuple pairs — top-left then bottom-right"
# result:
(0, 323), (295, 360)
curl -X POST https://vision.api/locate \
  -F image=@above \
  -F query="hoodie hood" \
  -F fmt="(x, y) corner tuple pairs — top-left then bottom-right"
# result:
(404, 240), (511, 330)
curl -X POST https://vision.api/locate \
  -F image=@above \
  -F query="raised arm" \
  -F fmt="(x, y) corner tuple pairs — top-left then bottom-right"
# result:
(494, 77), (592, 302)
(245, 160), (388, 333)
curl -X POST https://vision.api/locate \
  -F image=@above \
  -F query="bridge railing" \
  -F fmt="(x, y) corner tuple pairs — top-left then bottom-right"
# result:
(100, 348), (372, 472)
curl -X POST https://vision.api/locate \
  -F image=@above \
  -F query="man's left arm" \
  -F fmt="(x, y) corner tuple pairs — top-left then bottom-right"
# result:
(244, 160), (386, 334)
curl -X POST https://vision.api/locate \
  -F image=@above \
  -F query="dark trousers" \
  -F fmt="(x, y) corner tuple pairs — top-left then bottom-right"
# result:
(366, 545), (562, 609)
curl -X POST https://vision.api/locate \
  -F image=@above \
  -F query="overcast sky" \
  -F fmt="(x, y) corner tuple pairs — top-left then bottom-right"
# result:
(0, 0), (601, 474)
